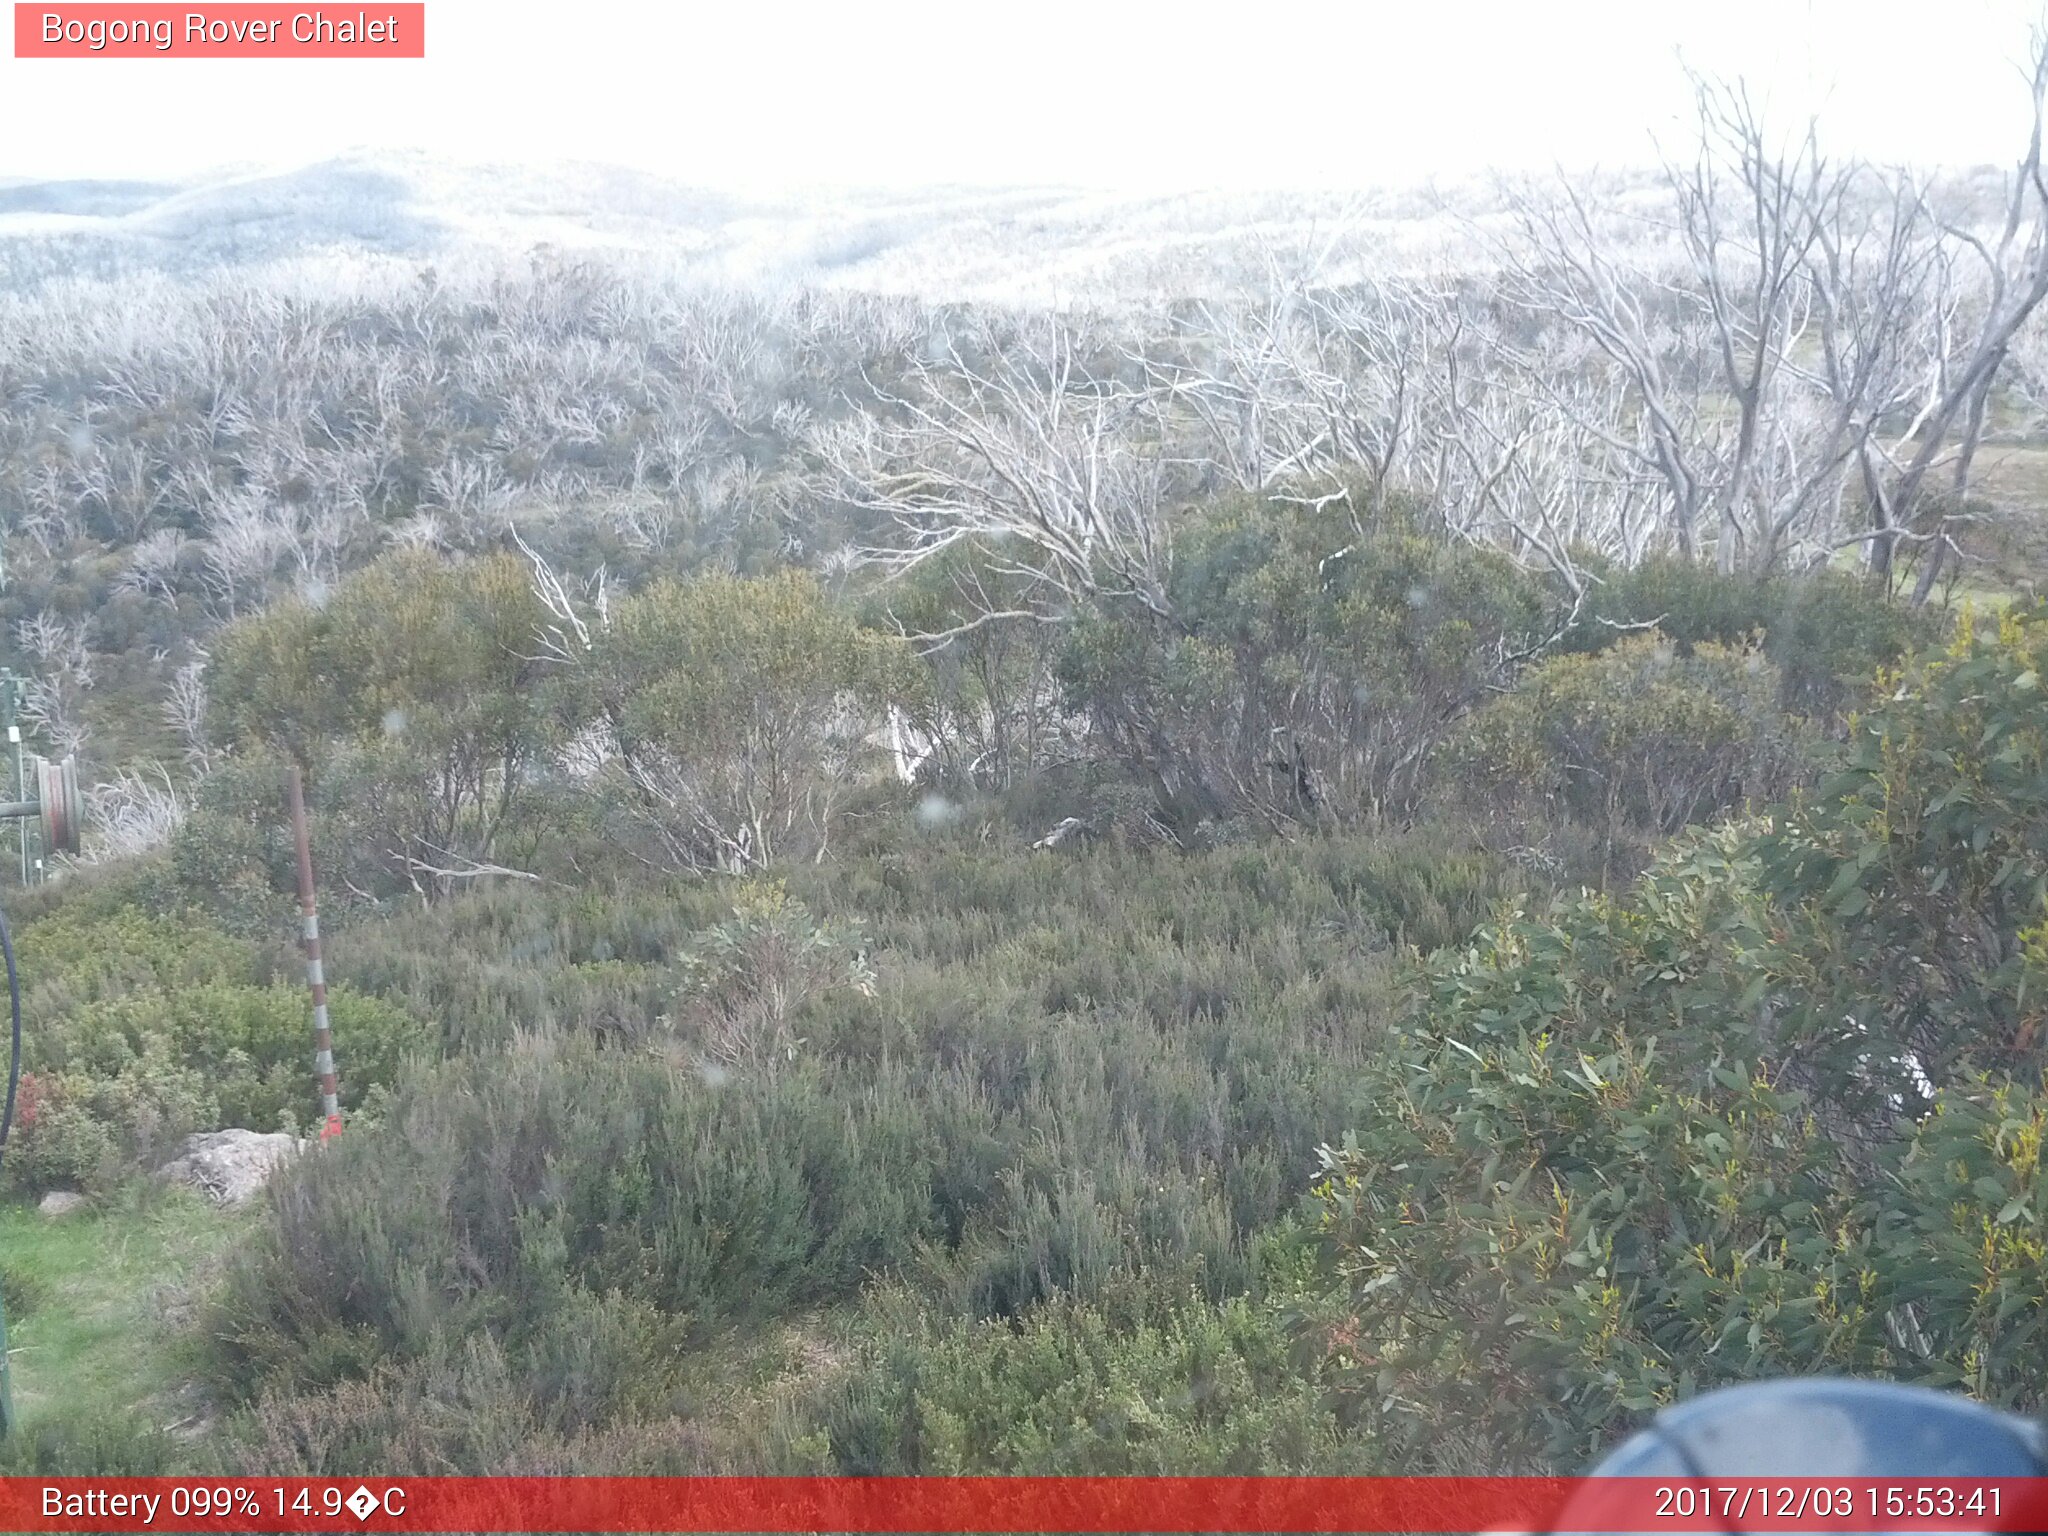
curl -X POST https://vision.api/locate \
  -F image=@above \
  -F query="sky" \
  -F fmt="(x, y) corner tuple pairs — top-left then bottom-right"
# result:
(1, 0), (2044, 192)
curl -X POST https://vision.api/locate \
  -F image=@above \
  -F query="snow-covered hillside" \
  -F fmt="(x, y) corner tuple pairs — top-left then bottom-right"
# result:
(0, 152), (1478, 301)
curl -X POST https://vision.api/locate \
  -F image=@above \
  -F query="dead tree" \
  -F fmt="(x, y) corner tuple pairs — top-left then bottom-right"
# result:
(818, 313), (1176, 630)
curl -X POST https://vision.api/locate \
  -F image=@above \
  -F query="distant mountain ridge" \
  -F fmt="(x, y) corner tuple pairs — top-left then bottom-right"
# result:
(0, 152), (1463, 300)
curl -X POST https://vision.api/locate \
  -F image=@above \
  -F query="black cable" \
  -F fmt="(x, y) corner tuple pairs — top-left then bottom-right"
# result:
(0, 899), (19, 1177)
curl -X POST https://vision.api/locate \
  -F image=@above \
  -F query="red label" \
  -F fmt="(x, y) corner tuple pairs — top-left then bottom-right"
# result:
(4, 1478), (2048, 1533)
(14, 4), (424, 56)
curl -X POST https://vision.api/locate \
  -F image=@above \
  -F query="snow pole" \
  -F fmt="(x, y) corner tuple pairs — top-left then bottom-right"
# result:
(287, 766), (342, 1142)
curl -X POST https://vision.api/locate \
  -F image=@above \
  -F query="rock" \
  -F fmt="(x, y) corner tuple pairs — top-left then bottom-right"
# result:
(36, 1190), (86, 1217)
(154, 1129), (302, 1206)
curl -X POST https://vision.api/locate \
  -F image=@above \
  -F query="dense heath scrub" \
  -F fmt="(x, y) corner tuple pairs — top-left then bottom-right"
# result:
(11, 493), (2046, 1477)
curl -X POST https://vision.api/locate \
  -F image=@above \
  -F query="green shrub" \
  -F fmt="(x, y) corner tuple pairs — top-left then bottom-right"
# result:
(1569, 559), (1937, 720)
(582, 570), (916, 872)
(324, 874), (732, 1052)
(1057, 497), (1556, 822)
(0, 1407), (202, 1476)
(16, 902), (252, 1008)
(1750, 600), (2048, 1106)
(1319, 1015), (2048, 1468)
(1442, 633), (1816, 874)
(221, 1287), (692, 1476)
(208, 550), (560, 899)
(0, 1263), (49, 1319)
(780, 1270), (1365, 1474)
(866, 541), (1068, 793)
(209, 825), (1479, 1417)
(162, 751), (306, 935)
(209, 1037), (946, 1394)
(10, 1043), (216, 1191)
(1317, 913), (2048, 1468)
(1316, 607), (2048, 1471)
(665, 882), (875, 1071)
(5, 904), (429, 1193)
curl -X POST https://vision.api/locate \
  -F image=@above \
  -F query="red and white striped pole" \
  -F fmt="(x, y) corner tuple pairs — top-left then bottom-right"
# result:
(287, 765), (342, 1142)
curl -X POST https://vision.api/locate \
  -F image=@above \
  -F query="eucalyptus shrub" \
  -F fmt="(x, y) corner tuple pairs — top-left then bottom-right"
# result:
(207, 550), (560, 899)
(1317, 605), (2048, 1471)
(581, 569), (916, 872)
(1441, 633), (1816, 875)
(1056, 497), (1555, 823)
(1752, 601), (2048, 1105)
(1567, 558), (1937, 721)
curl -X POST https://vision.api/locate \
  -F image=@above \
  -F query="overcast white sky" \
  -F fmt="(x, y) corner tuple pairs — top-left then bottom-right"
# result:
(1, 0), (2043, 191)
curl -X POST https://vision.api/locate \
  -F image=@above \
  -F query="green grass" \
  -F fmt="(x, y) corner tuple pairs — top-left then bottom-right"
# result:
(0, 1192), (251, 1434)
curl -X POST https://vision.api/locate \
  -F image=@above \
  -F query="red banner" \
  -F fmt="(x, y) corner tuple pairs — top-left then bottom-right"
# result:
(13, 5), (424, 58)
(6, 1477), (2048, 1533)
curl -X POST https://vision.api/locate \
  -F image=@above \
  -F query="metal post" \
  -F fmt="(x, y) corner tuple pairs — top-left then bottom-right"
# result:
(287, 766), (342, 1142)
(0, 1292), (14, 1438)
(1, 676), (25, 888)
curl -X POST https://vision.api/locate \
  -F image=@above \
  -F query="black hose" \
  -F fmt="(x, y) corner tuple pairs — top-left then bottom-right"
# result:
(0, 899), (19, 1177)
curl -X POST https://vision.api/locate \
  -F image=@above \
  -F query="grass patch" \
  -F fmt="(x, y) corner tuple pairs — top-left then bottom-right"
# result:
(0, 1191), (251, 1434)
